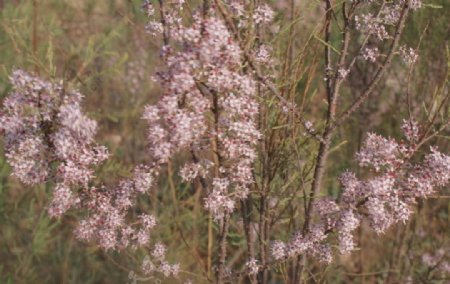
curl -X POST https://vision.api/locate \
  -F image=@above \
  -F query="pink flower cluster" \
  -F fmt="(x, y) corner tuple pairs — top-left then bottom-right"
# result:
(140, 242), (180, 277)
(399, 45), (419, 65)
(355, 13), (389, 41)
(0, 70), (179, 278)
(356, 0), (422, 39)
(362, 47), (379, 63)
(0, 1), (271, 278)
(142, 2), (263, 220)
(355, 1), (422, 63)
(271, 224), (332, 264)
(0, 70), (108, 216)
(74, 165), (157, 250)
(356, 133), (402, 172)
(253, 4), (275, 24)
(271, 120), (450, 263)
(245, 258), (260, 275)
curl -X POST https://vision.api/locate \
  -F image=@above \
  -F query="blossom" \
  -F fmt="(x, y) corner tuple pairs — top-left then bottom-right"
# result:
(401, 119), (420, 143)
(4, 135), (49, 185)
(315, 198), (339, 229)
(362, 47), (379, 63)
(339, 171), (361, 204)
(410, 0), (423, 10)
(141, 250), (180, 278)
(254, 45), (273, 65)
(355, 14), (389, 40)
(272, 122), (449, 262)
(48, 183), (80, 217)
(0, 70), (109, 216)
(142, 6), (261, 220)
(337, 210), (360, 254)
(245, 258), (260, 275)
(142, 256), (156, 275)
(356, 133), (401, 171)
(180, 160), (212, 182)
(311, 244), (333, 264)
(142, 0), (155, 17)
(253, 4), (275, 24)
(399, 45), (418, 65)
(152, 242), (167, 260)
(140, 214), (157, 231)
(0, 71), (172, 254)
(271, 240), (287, 260)
(338, 68), (350, 79)
(204, 178), (236, 220)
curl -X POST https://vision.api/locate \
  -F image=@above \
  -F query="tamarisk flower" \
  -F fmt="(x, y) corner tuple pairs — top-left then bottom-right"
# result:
(356, 133), (401, 172)
(143, 4), (262, 219)
(410, 0), (423, 10)
(204, 178), (236, 220)
(253, 3), (275, 24)
(281, 225), (332, 264)
(271, 240), (287, 261)
(337, 210), (360, 254)
(401, 118), (420, 143)
(140, 250), (180, 278)
(74, 165), (156, 250)
(0, 70), (179, 278)
(353, 0), (423, 68)
(245, 258), (260, 275)
(272, 120), (449, 263)
(355, 14), (389, 41)
(180, 160), (213, 182)
(399, 45), (419, 65)
(314, 198), (340, 230)
(0, 71), (55, 185)
(338, 68), (350, 79)
(254, 45), (273, 65)
(0, 70), (108, 216)
(355, 1), (421, 42)
(303, 120), (316, 135)
(362, 47), (379, 63)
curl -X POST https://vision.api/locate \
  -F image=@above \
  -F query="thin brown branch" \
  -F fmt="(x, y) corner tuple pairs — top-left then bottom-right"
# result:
(331, 2), (411, 130)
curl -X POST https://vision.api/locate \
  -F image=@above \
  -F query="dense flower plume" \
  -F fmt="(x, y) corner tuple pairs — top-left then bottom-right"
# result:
(142, 0), (263, 220)
(0, 70), (179, 277)
(271, 119), (450, 263)
(74, 165), (155, 249)
(0, 70), (108, 216)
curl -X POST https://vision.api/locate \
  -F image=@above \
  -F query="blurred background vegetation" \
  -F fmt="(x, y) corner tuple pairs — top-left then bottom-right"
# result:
(0, 0), (448, 283)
